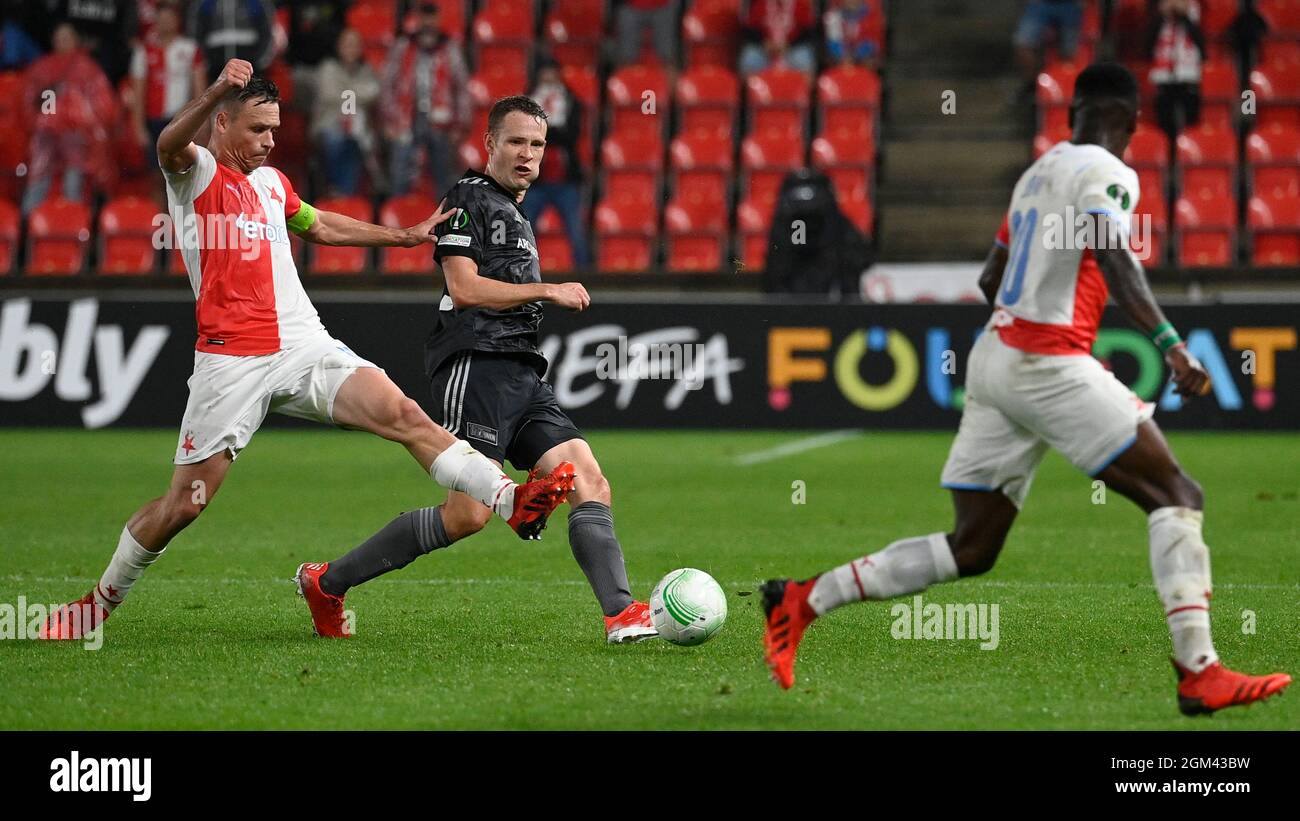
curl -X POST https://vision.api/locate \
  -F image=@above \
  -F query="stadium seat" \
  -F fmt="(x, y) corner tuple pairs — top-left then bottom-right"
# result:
(746, 65), (811, 138)
(681, 0), (743, 70)
(1131, 182), (1168, 267)
(475, 0), (533, 30)
(560, 64), (599, 169)
(0, 198), (17, 274)
(379, 194), (439, 274)
(458, 137), (487, 171)
(1200, 0), (1241, 36)
(1260, 37), (1300, 67)
(544, 0), (604, 67)
(838, 197), (874, 236)
(816, 65), (881, 139)
(665, 233), (725, 272)
(98, 196), (159, 276)
(1125, 125), (1170, 168)
(670, 131), (734, 210)
(1177, 123), (1238, 200)
(1175, 192), (1237, 267)
(601, 130), (665, 172)
(811, 133), (874, 203)
(741, 133), (804, 204)
(472, 6), (533, 77)
(1250, 63), (1300, 129)
(601, 169), (661, 209)
(1246, 123), (1300, 206)
(676, 65), (740, 138)
(1198, 59), (1239, 129)
(1253, 166), (1300, 200)
(538, 232), (574, 272)
(606, 64), (671, 137)
(347, 1), (398, 70)
(596, 235), (655, 272)
(595, 190), (658, 272)
(468, 67), (529, 112)
(664, 199), (728, 273)
(27, 199), (91, 276)
(1257, 0), (1300, 34)
(310, 197), (373, 275)
(1036, 60), (1081, 104)
(1248, 190), (1300, 266)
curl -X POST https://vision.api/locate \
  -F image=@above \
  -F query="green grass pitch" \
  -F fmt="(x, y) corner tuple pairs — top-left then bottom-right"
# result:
(1, 428), (1295, 730)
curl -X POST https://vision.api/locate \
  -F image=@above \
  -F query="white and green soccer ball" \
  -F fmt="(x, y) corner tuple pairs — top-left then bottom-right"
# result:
(649, 568), (727, 646)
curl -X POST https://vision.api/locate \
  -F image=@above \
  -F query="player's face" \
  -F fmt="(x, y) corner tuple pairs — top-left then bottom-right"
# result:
(217, 101), (280, 173)
(487, 111), (546, 196)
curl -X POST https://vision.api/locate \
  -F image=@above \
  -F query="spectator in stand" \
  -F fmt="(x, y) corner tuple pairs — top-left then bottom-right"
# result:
(740, 0), (817, 77)
(381, 2), (469, 197)
(824, 0), (880, 70)
(1012, 1), (1083, 100)
(190, 0), (277, 80)
(130, 2), (205, 170)
(21, 23), (117, 214)
(1146, 0), (1205, 143)
(523, 58), (591, 270)
(50, 0), (137, 85)
(286, 0), (351, 112)
(312, 27), (381, 197)
(615, 0), (678, 69)
(1, 0), (47, 71)
(1228, 0), (1269, 83)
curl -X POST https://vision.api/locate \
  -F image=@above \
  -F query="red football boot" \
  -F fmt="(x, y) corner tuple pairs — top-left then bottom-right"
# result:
(295, 562), (351, 638)
(604, 600), (659, 644)
(37, 592), (109, 640)
(508, 461), (576, 540)
(760, 578), (819, 690)
(1174, 659), (1291, 716)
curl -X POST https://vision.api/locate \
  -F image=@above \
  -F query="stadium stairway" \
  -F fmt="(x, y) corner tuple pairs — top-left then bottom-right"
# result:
(877, 0), (1034, 261)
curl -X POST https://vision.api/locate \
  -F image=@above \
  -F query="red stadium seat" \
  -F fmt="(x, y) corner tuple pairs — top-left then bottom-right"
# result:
(1260, 37), (1300, 67)
(1250, 63), (1300, 129)
(1177, 123), (1238, 199)
(1257, 0), (1300, 34)
(0, 198), (18, 274)
(746, 66), (811, 138)
(348, 1), (397, 69)
(379, 194), (439, 274)
(538, 232), (574, 271)
(1125, 125), (1170, 168)
(595, 198), (658, 235)
(839, 197), (874, 235)
(458, 137), (487, 171)
(1246, 122), (1300, 165)
(681, 0), (743, 70)
(670, 132), (733, 211)
(310, 197), (373, 274)
(544, 0), (604, 67)
(1036, 60), (1081, 104)
(601, 169), (661, 208)
(27, 198), (91, 276)
(666, 233), (725, 272)
(1200, 0), (1241, 36)
(817, 67), (880, 139)
(811, 133), (874, 202)
(98, 196), (159, 276)
(676, 66), (740, 138)
(1248, 189), (1300, 265)
(596, 235), (654, 272)
(1175, 192), (1237, 267)
(595, 192), (658, 272)
(473, 6), (533, 76)
(560, 64), (599, 168)
(1253, 166), (1300, 199)
(475, 0), (533, 30)
(468, 67), (528, 111)
(1198, 59), (1240, 129)
(606, 64), (671, 136)
(736, 197), (775, 269)
(742, 133), (804, 206)
(601, 131), (665, 171)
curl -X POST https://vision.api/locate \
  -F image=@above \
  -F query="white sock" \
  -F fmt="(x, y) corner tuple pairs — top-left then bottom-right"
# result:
(807, 533), (958, 616)
(430, 440), (515, 518)
(1149, 507), (1218, 673)
(93, 526), (165, 612)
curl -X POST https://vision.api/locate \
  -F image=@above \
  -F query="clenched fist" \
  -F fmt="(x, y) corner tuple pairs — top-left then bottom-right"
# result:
(216, 59), (254, 93)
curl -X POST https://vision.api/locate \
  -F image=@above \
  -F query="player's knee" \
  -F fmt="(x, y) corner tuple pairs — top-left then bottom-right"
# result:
(445, 503), (491, 539)
(392, 397), (433, 438)
(1171, 471), (1204, 510)
(949, 529), (1003, 577)
(161, 494), (205, 532)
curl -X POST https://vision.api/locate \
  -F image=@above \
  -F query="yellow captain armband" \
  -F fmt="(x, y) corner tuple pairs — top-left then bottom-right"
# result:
(286, 200), (318, 234)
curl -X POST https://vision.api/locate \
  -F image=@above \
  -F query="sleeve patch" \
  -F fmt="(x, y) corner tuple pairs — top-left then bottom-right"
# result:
(439, 233), (472, 247)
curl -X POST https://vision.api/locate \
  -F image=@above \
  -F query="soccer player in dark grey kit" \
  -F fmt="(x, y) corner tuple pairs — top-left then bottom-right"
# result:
(298, 96), (658, 643)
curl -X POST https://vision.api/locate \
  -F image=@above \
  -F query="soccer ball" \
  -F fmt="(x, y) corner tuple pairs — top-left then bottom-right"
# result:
(649, 568), (727, 646)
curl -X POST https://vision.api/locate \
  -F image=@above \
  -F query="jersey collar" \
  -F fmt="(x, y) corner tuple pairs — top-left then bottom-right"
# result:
(461, 168), (526, 210)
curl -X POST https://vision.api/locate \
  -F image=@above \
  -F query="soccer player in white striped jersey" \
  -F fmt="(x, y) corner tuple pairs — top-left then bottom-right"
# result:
(38, 60), (575, 641)
(761, 64), (1290, 715)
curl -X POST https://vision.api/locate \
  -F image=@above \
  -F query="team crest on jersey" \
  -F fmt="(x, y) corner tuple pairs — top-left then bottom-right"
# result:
(1106, 183), (1130, 210)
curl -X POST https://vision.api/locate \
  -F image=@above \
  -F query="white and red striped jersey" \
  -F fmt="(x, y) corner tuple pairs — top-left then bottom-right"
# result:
(164, 146), (325, 355)
(992, 140), (1141, 356)
(130, 34), (203, 120)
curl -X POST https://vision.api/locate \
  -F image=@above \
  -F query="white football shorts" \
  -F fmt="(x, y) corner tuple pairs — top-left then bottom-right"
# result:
(940, 327), (1155, 507)
(173, 333), (380, 465)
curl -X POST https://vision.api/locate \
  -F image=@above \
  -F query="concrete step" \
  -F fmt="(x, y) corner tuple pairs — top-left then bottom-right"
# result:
(878, 202), (1008, 261)
(879, 137), (1029, 190)
(885, 76), (1028, 127)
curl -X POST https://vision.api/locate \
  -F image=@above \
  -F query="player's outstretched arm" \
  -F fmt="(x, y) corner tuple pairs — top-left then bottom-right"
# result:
(1092, 215), (1210, 397)
(157, 58), (252, 173)
(299, 200), (453, 247)
(442, 256), (590, 312)
(977, 244), (1008, 305)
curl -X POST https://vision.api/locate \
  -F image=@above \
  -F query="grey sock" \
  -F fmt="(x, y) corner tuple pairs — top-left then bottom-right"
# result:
(320, 507), (451, 596)
(568, 501), (634, 617)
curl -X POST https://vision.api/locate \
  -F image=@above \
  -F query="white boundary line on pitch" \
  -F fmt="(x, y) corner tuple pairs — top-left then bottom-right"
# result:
(5, 575), (1298, 591)
(733, 429), (863, 466)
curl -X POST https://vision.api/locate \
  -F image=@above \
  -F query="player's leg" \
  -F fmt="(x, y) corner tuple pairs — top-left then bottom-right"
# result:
(518, 389), (656, 643)
(40, 450), (237, 640)
(325, 362), (572, 530)
(1094, 419), (1290, 713)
